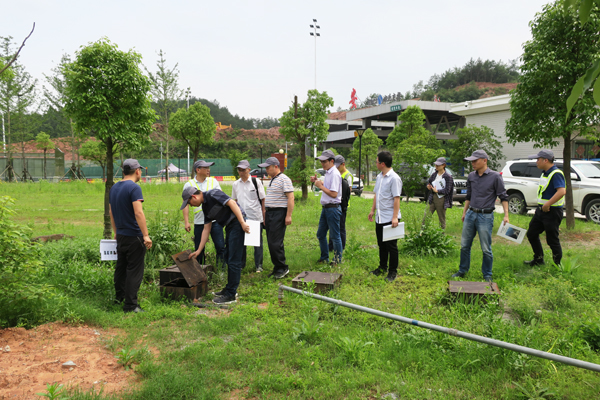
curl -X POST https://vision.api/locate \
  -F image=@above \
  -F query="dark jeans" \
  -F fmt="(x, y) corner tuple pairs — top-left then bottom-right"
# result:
(527, 207), (563, 264)
(194, 222), (226, 268)
(223, 219), (245, 297)
(317, 205), (343, 263)
(242, 222), (264, 269)
(375, 222), (399, 273)
(329, 207), (347, 251)
(265, 208), (288, 273)
(115, 234), (146, 311)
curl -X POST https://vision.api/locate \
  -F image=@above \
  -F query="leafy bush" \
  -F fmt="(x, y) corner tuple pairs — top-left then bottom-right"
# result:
(401, 222), (456, 257)
(292, 312), (322, 344)
(146, 211), (187, 270)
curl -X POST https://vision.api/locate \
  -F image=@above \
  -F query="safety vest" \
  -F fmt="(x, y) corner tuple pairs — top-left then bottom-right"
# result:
(188, 177), (216, 214)
(537, 169), (565, 207)
(341, 170), (353, 185)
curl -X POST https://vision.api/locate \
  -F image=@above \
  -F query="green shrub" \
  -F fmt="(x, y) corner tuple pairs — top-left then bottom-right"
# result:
(401, 222), (456, 257)
(146, 211), (188, 270)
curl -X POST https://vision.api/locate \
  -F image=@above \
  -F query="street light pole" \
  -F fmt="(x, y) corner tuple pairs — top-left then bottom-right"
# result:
(186, 87), (191, 177)
(309, 19), (320, 89)
(355, 130), (365, 197)
(0, 110), (5, 153)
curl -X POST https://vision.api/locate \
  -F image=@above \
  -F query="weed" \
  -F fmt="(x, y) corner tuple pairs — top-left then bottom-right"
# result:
(115, 346), (149, 370)
(36, 382), (68, 399)
(513, 379), (555, 399)
(552, 258), (580, 276)
(574, 320), (600, 351)
(292, 311), (322, 344)
(334, 335), (374, 366)
(401, 222), (455, 257)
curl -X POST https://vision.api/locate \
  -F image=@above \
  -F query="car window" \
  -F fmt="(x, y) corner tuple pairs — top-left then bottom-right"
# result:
(524, 165), (543, 178)
(509, 163), (529, 177)
(573, 162), (600, 178)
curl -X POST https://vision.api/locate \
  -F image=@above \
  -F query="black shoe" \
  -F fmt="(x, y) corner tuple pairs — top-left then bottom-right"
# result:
(386, 272), (397, 282)
(317, 259), (329, 264)
(212, 289), (238, 298)
(451, 272), (465, 278)
(124, 306), (144, 313)
(212, 295), (237, 305)
(524, 259), (544, 266)
(273, 268), (290, 279)
(370, 268), (386, 276)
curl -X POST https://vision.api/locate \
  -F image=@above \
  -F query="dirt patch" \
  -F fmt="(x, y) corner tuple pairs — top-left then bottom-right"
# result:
(562, 230), (600, 246)
(0, 322), (137, 399)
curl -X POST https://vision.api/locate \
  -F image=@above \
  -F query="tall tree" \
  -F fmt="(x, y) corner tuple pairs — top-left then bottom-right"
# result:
(450, 125), (504, 174)
(505, 2), (600, 229)
(279, 90), (334, 200)
(169, 102), (215, 163)
(35, 132), (53, 179)
(347, 128), (382, 186)
(64, 38), (156, 238)
(145, 50), (183, 180)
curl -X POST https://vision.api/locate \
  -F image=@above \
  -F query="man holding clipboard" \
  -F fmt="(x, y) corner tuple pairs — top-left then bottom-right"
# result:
(368, 151), (403, 282)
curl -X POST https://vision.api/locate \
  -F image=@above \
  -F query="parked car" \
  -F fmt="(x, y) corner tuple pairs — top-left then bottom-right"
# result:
(397, 164), (467, 203)
(250, 168), (269, 179)
(501, 159), (600, 224)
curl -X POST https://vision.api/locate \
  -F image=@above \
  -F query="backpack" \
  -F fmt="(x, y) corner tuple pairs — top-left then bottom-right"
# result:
(340, 176), (351, 210)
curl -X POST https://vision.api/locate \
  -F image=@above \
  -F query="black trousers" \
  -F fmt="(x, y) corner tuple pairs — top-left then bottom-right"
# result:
(115, 234), (146, 311)
(376, 222), (399, 273)
(329, 207), (347, 251)
(527, 207), (563, 264)
(265, 208), (288, 273)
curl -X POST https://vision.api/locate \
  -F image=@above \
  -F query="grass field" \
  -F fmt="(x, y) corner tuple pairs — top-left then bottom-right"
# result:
(2, 180), (600, 399)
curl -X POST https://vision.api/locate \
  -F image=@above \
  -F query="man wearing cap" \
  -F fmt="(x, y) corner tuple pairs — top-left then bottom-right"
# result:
(182, 160), (226, 268)
(328, 155), (352, 251)
(311, 150), (343, 265)
(424, 157), (454, 230)
(368, 151), (403, 282)
(452, 150), (509, 282)
(259, 157), (294, 279)
(231, 160), (266, 273)
(524, 150), (566, 266)
(181, 187), (250, 304)
(109, 159), (152, 313)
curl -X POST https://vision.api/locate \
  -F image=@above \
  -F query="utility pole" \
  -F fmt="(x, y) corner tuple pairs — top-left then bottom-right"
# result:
(309, 19), (321, 89)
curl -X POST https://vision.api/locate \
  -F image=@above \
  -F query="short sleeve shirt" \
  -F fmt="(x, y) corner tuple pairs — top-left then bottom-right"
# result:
(183, 177), (221, 224)
(202, 189), (245, 227)
(374, 169), (402, 223)
(232, 177), (265, 222)
(265, 173), (294, 208)
(540, 165), (566, 203)
(321, 166), (342, 205)
(109, 180), (144, 236)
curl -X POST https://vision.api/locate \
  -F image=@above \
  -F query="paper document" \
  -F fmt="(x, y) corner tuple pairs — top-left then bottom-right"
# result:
(434, 179), (445, 198)
(100, 239), (118, 261)
(496, 222), (527, 244)
(382, 222), (405, 242)
(244, 220), (261, 247)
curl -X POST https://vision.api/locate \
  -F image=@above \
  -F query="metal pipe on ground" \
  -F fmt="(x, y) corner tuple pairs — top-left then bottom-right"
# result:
(278, 285), (600, 373)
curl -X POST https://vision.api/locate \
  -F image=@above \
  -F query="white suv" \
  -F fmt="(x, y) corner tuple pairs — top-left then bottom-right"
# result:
(501, 159), (600, 224)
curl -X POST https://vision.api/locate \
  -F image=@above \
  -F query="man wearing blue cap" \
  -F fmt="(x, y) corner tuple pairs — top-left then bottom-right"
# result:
(524, 150), (565, 266)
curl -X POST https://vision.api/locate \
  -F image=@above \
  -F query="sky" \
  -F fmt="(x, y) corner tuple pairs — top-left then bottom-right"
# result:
(3, 0), (552, 120)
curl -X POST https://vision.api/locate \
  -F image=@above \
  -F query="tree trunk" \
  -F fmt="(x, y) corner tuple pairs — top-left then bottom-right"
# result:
(43, 150), (47, 179)
(563, 134), (575, 229)
(104, 137), (114, 239)
(366, 155), (370, 186)
(301, 148), (308, 200)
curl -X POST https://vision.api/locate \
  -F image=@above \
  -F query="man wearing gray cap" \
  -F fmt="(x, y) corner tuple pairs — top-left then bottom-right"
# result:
(312, 150), (343, 265)
(109, 159), (152, 313)
(524, 150), (565, 266)
(232, 160), (266, 272)
(182, 160), (226, 268)
(424, 157), (454, 229)
(451, 150), (509, 282)
(259, 157), (294, 279)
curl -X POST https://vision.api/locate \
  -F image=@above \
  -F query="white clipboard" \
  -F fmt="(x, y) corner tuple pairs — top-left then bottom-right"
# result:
(244, 220), (261, 247)
(382, 222), (405, 241)
(496, 222), (527, 244)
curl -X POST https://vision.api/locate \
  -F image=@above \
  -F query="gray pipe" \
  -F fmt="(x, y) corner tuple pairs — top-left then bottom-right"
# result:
(278, 285), (600, 373)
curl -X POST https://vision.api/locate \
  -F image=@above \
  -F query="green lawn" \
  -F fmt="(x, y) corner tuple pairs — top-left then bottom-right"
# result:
(3, 180), (600, 399)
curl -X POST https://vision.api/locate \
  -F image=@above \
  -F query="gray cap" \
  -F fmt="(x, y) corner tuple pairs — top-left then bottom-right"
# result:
(528, 149), (555, 160)
(334, 155), (345, 167)
(464, 150), (489, 161)
(193, 160), (215, 170)
(123, 159), (143, 171)
(236, 160), (250, 169)
(180, 186), (200, 210)
(257, 157), (280, 168)
(317, 150), (336, 161)
(434, 157), (447, 166)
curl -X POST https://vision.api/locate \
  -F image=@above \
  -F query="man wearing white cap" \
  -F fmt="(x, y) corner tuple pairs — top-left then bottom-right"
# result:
(182, 160), (226, 268)
(524, 150), (565, 266)
(232, 160), (266, 272)
(451, 150), (509, 282)
(109, 159), (152, 313)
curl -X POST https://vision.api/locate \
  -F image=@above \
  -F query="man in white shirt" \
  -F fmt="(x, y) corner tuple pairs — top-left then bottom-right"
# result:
(181, 160), (226, 268)
(231, 160), (266, 272)
(368, 151), (403, 282)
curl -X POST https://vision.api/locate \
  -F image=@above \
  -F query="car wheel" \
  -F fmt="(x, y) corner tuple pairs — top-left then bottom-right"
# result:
(585, 199), (600, 224)
(508, 193), (527, 215)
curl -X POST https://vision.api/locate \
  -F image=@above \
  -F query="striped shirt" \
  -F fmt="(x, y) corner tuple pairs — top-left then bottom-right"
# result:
(265, 173), (294, 208)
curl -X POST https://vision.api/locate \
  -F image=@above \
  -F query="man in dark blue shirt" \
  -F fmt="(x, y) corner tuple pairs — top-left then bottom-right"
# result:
(524, 150), (566, 266)
(181, 187), (250, 304)
(109, 159), (152, 313)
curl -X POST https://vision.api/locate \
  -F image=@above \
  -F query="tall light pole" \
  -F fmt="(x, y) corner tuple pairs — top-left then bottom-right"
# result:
(309, 19), (320, 89)
(0, 110), (5, 153)
(185, 87), (191, 177)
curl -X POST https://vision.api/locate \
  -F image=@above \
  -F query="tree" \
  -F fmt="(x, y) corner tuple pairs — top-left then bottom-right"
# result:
(35, 132), (53, 179)
(145, 50), (183, 180)
(0, 23), (34, 76)
(169, 102), (216, 163)
(506, 2), (600, 229)
(63, 38), (156, 238)
(450, 125), (504, 174)
(386, 105), (437, 150)
(347, 128), (382, 186)
(279, 90), (334, 200)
